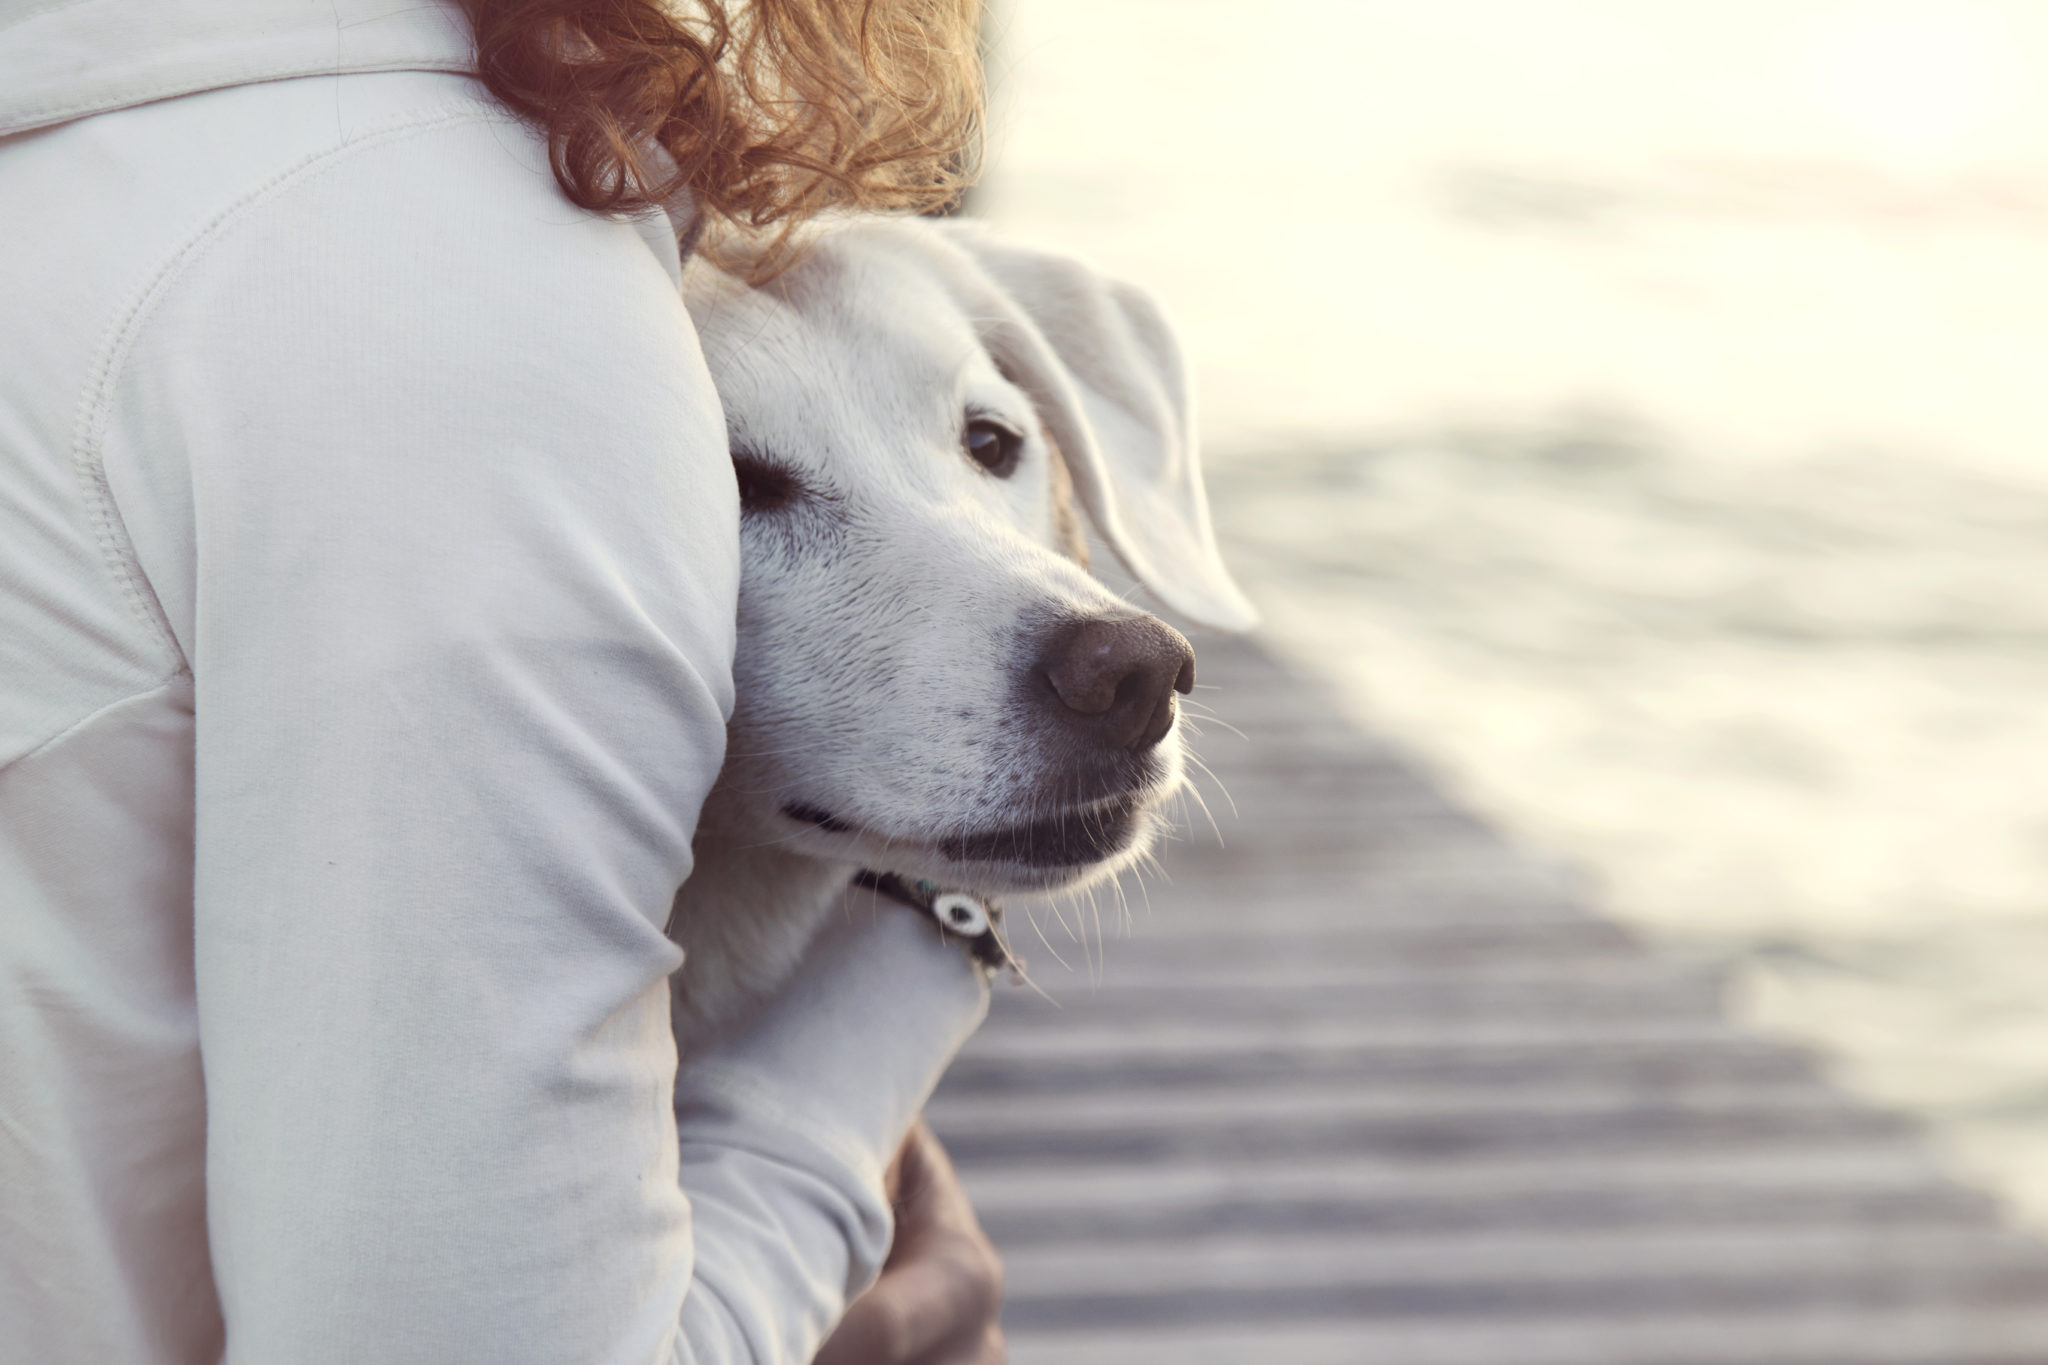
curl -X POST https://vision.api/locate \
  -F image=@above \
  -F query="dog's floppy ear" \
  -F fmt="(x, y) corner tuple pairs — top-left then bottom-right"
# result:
(922, 220), (1257, 632)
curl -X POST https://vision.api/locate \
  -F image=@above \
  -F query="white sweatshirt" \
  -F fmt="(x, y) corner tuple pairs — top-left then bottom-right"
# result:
(0, 4), (988, 1363)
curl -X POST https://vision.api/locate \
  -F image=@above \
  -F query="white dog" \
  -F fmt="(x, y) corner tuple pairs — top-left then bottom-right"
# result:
(668, 218), (1256, 1028)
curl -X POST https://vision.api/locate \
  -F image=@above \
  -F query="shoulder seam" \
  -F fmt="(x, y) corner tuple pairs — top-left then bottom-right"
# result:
(1, 60), (478, 132)
(68, 105), (505, 666)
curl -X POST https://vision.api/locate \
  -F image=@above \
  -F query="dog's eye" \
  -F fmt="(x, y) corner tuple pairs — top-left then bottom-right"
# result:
(731, 450), (803, 514)
(963, 418), (1024, 478)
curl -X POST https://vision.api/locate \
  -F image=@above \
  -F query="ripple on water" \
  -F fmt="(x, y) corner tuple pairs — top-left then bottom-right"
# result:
(1206, 416), (2048, 1225)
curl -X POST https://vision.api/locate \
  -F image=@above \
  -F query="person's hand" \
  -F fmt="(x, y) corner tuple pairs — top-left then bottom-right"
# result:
(815, 1119), (1006, 1364)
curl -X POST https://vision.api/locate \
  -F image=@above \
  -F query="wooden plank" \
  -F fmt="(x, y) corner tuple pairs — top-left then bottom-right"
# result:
(968, 1166), (1994, 1244)
(934, 1098), (1909, 1168)
(941, 1034), (1820, 1095)
(957, 1144), (1976, 1220)
(951, 1016), (1767, 1058)
(929, 1077), (1882, 1134)
(1004, 1314), (2048, 1365)
(970, 975), (1738, 1030)
(992, 1222), (2048, 1303)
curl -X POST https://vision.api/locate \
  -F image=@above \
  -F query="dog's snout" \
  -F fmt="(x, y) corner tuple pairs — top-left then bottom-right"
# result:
(1036, 615), (1196, 753)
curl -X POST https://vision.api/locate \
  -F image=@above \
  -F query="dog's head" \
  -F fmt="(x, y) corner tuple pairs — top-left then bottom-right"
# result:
(683, 218), (1255, 895)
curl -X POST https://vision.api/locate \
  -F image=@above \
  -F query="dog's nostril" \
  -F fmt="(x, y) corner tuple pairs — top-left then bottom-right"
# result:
(1039, 615), (1197, 753)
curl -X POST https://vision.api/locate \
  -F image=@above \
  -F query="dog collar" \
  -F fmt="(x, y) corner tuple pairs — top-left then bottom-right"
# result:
(853, 871), (1018, 979)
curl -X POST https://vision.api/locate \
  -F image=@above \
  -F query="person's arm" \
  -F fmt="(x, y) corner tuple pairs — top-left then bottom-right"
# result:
(99, 106), (980, 1364)
(670, 908), (990, 1362)
(816, 1118), (1007, 1365)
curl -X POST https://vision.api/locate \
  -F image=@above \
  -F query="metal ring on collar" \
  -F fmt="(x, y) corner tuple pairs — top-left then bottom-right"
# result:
(931, 891), (990, 937)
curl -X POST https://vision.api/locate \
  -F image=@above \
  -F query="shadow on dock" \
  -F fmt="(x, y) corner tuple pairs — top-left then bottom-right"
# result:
(925, 635), (2048, 1365)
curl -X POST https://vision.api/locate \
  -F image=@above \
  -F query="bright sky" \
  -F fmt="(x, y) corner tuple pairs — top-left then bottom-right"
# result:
(980, 0), (2048, 477)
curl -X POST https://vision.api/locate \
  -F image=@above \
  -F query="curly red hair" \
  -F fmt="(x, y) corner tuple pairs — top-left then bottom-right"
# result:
(462, 0), (983, 251)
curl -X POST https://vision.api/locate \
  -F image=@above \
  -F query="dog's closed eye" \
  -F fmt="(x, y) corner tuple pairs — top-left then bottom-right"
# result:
(963, 415), (1024, 478)
(731, 448), (805, 514)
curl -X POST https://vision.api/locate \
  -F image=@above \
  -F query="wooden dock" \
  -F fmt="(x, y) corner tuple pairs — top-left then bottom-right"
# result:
(925, 636), (2048, 1364)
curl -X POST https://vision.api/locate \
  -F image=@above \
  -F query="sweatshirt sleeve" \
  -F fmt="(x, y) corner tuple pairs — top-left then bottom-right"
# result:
(669, 903), (990, 1363)
(95, 108), (983, 1364)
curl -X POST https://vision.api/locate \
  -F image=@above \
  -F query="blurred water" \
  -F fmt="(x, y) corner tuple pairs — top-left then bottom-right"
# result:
(1208, 428), (2048, 1220)
(981, 0), (2048, 1225)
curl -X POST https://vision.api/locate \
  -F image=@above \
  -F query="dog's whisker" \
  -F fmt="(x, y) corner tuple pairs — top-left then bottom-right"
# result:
(1135, 849), (1168, 895)
(1139, 840), (1173, 885)
(1083, 881), (1105, 984)
(1163, 786), (1190, 840)
(1177, 771), (1227, 848)
(1042, 887), (1084, 948)
(1059, 881), (1088, 969)
(1182, 748), (1239, 820)
(1075, 882), (1101, 968)
(1093, 879), (1114, 975)
(1133, 848), (1155, 889)
(1024, 901), (1075, 972)
(1000, 933), (1059, 1009)
(1105, 871), (1133, 950)
(1178, 704), (1247, 742)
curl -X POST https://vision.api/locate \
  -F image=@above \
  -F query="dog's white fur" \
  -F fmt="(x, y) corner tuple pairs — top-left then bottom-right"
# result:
(668, 219), (1254, 1029)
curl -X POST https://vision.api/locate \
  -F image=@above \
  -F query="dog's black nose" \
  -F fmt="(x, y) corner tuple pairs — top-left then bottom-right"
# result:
(1036, 615), (1196, 753)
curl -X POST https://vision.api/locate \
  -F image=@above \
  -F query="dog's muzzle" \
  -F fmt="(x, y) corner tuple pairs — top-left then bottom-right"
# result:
(937, 791), (1146, 870)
